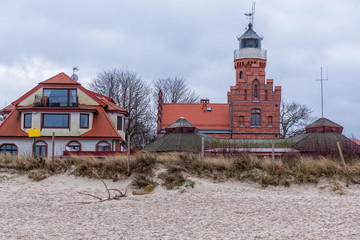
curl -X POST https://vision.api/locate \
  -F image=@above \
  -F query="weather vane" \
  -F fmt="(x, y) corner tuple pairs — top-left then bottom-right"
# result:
(316, 66), (328, 117)
(73, 66), (79, 75)
(244, 1), (256, 28)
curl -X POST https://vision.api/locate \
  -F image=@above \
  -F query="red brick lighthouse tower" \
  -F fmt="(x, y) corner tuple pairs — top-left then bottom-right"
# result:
(228, 10), (281, 139)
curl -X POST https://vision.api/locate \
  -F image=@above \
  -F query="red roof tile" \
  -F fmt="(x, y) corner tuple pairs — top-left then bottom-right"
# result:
(40, 72), (80, 85)
(0, 108), (28, 137)
(100, 97), (128, 115)
(0, 103), (15, 114)
(350, 138), (360, 146)
(81, 106), (122, 138)
(161, 103), (230, 130)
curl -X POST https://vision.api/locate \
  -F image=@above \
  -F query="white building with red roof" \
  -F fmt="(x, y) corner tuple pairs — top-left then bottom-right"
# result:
(0, 72), (128, 157)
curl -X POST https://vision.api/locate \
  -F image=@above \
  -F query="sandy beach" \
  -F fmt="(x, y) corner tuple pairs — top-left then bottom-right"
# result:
(0, 170), (359, 240)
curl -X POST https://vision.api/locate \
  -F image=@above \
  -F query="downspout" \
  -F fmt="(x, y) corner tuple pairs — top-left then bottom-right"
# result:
(157, 90), (163, 137)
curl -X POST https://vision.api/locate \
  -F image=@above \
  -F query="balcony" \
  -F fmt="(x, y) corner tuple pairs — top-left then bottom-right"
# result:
(33, 94), (79, 107)
(234, 48), (267, 60)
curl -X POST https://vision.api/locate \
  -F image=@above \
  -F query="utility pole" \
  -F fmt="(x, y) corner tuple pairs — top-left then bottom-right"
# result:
(316, 66), (328, 117)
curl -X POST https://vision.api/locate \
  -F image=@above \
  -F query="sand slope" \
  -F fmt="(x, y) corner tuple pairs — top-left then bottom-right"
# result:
(0, 171), (359, 240)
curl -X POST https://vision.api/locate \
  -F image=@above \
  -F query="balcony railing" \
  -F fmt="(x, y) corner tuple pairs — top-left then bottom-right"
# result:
(234, 48), (267, 60)
(33, 94), (79, 107)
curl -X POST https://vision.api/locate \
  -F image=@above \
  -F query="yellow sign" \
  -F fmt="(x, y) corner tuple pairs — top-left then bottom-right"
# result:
(28, 129), (40, 137)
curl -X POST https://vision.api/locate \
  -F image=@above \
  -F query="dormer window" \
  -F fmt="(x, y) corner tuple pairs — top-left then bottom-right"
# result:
(43, 89), (78, 107)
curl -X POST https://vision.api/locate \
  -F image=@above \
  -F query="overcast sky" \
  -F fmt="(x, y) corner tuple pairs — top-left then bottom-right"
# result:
(0, 0), (359, 137)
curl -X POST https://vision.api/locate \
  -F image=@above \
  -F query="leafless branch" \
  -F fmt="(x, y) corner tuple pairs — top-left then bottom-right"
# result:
(280, 100), (315, 138)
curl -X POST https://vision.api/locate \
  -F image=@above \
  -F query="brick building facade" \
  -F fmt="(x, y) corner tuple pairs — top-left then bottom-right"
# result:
(157, 22), (281, 139)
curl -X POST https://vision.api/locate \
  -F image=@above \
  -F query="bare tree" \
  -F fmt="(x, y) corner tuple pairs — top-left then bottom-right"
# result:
(89, 69), (154, 148)
(280, 101), (315, 138)
(153, 77), (199, 103)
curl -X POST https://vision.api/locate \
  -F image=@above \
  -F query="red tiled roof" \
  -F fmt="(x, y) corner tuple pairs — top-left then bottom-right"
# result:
(0, 103), (15, 114)
(40, 72), (80, 85)
(81, 106), (122, 138)
(350, 138), (360, 146)
(0, 108), (28, 137)
(100, 97), (128, 115)
(161, 103), (230, 130)
(87, 90), (112, 101)
(11, 73), (111, 108)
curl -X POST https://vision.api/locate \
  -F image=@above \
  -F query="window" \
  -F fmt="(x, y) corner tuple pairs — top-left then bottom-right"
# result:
(251, 108), (261, 126)
(206, 107), (212, 112)
(253, 80), (260, 100)
(117, 116), (123, 131)
(43, 89), (77, 107)
(96, 141), (110, 151)
(268, 116), (273, 127)
(42, 114), (69, 128)
(34, 141), (47, 157)
(244, 90), (247, 101)
(24, 113), (32, 128)
(239, 71), (243, 79)
(80, 114), (89, 128)
(0, 144), (17, 156)
(66, 141), (81, 151)
(239, 116), (244, 127)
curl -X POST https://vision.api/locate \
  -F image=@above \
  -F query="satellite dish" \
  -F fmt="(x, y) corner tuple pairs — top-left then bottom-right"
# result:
(71, 74), (78, 81)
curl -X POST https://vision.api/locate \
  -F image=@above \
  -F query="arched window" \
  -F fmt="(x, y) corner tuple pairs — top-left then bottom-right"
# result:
(34, 140), (47, 157)
(239, 71), (243, 79)
(252, 80), (260, 100)
(66, 140), (81, 151)
(251, 109), (261, 126)
(0, 144), (17, 156)
(96, 141), (110, 151)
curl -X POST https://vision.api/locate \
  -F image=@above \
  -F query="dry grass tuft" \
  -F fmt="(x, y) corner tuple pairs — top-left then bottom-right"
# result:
(28, 169), (50, 182)
(158, 166), (190, 189)
(0, 152), (359, 188)
(131, 174), (156, 192)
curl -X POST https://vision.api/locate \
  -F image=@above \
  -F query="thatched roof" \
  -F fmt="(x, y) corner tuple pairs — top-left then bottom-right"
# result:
(145, 132), (215, 152)
(290, 117), (360, 155)
(306, 117), (342, 129)
(146, 117), (215, 152)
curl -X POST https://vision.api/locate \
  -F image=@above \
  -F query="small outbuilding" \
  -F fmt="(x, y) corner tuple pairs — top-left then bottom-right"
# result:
(289, 117), (360, 155)
(146, 117), (215, 152)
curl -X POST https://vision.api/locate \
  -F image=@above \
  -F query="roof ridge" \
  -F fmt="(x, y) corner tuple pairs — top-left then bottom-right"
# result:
(40, 72), (80, 85)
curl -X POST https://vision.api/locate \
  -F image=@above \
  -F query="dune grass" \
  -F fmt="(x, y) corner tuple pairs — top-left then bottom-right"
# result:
(0, 152), (359, 188)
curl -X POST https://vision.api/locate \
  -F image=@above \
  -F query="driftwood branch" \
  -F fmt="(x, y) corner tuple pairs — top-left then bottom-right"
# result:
(74, 172), (127, 204)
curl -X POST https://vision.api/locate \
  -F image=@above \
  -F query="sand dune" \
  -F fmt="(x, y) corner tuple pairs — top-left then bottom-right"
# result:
(0, 171), (359, 240)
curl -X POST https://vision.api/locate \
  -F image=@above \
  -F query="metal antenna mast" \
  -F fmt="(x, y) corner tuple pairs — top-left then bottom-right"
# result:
(244, 1), (256, 27)
(316, 66), (328, 117)
(71, 66), (79, 81)
(73, 66), (79, 75)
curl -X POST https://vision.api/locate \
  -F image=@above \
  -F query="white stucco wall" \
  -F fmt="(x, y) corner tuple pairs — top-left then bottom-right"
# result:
(107, 112), (126, 140)
(0, 139), (113, 157)
(21, 112), (94, 137)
